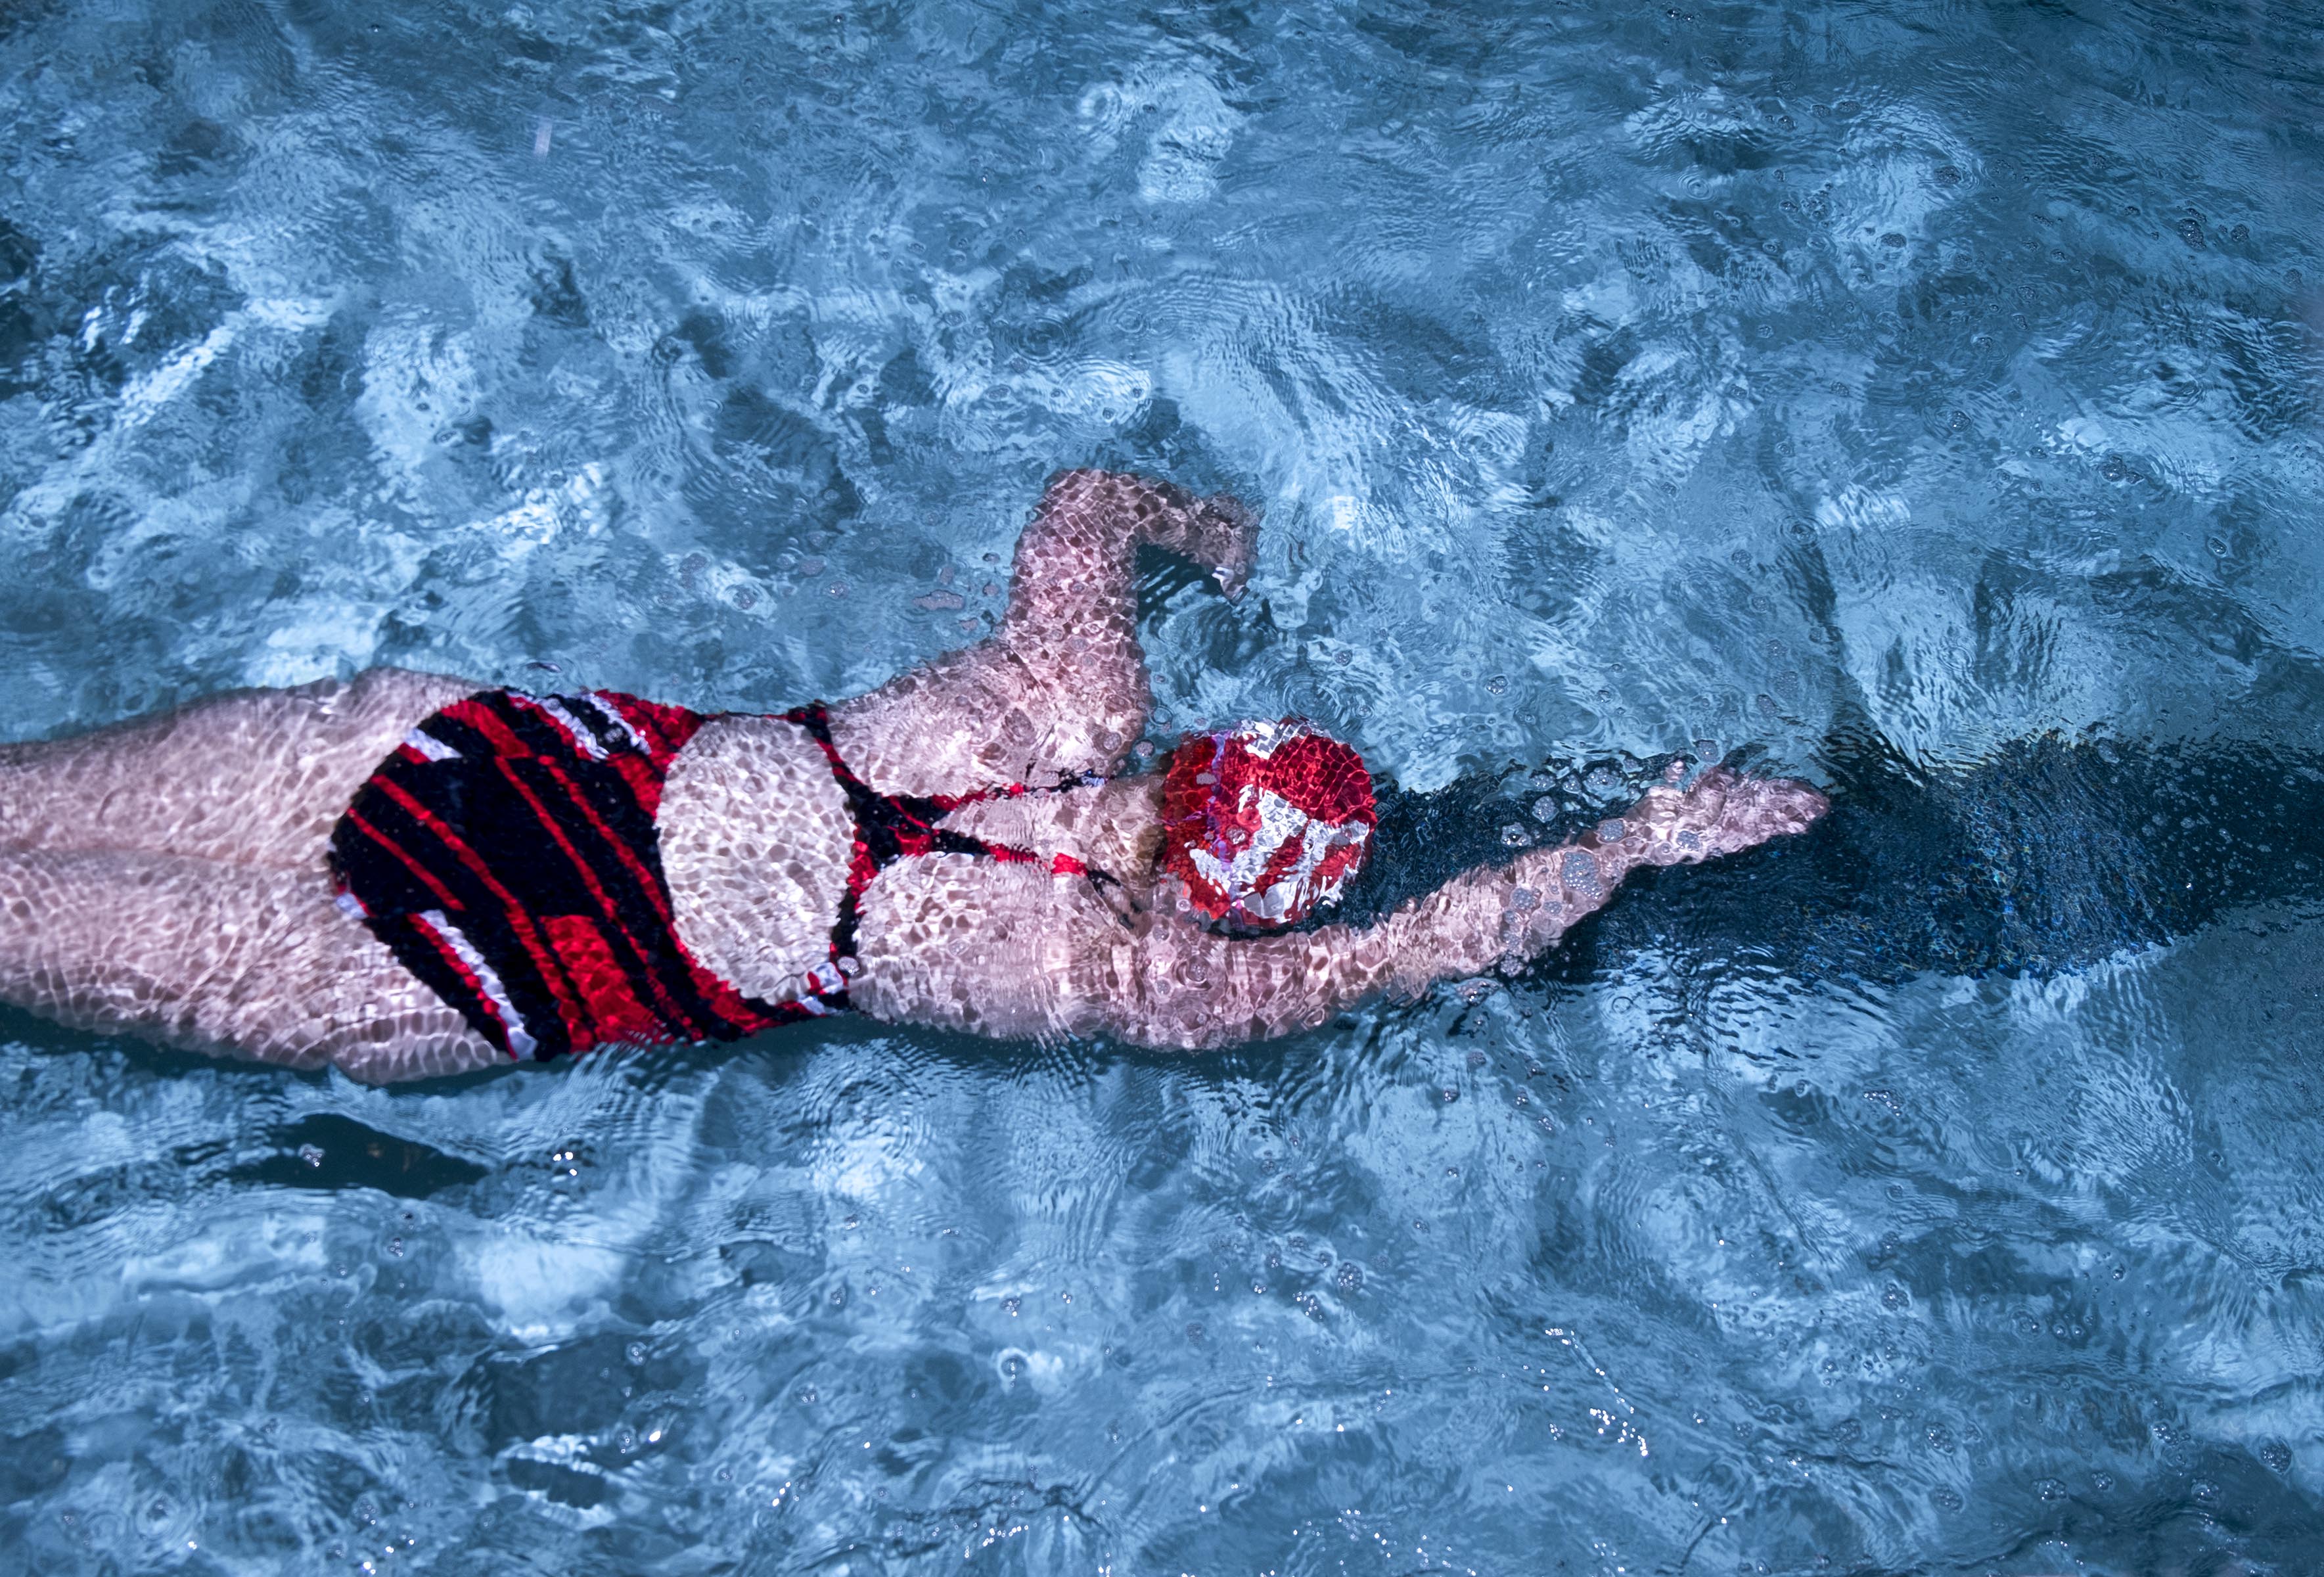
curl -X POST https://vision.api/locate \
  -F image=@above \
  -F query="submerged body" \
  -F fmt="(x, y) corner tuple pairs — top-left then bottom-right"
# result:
(0, 472), (1823, 1080)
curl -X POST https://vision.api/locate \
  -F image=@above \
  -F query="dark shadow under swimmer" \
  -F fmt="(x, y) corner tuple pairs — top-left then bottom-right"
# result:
(1352, 725), (2324, 997)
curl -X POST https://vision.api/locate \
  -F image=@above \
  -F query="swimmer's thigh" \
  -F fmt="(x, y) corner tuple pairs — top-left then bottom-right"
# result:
(0, 667), (480, 865)
(0, 848), (499, 1082)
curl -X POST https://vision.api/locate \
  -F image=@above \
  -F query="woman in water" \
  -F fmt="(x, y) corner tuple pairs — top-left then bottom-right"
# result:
(0, 470), (1824, 1082)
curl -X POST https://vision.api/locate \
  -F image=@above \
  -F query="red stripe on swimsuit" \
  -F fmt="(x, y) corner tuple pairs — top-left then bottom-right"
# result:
(330, 690), (1106, 1062)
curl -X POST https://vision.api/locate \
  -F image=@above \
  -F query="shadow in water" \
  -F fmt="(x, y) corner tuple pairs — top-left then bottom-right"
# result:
(1356, 727), (2324, 990)
(225, 1111), (490, 1197)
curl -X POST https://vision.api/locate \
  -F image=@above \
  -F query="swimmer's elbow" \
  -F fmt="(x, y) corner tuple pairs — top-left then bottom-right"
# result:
(1093, 924), (1388, 1050)
(1089, 871), (1560, 1051)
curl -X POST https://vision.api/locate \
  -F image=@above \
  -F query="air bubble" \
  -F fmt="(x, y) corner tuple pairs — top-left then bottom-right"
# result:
(1561, 851), (1603, 899)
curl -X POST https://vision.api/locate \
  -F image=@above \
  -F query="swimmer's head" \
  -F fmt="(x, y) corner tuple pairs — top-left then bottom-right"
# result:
(1157, 718), (1377, 930)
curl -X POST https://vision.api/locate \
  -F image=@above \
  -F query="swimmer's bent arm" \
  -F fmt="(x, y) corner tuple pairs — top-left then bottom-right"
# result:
(1091, 769), (1827, 1050)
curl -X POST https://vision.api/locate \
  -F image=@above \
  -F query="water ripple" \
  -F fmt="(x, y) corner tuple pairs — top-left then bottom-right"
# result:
(3, 0), (2323, 1571)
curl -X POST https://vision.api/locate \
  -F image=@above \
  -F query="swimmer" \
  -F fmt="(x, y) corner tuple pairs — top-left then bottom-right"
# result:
(0, 470), (1825, 1082)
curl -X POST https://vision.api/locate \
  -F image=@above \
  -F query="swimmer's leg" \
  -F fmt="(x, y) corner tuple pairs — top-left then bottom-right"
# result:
(831, 469), (1258, 794)
(0, 668), (478, 867)
(0, 849), (499, 1082)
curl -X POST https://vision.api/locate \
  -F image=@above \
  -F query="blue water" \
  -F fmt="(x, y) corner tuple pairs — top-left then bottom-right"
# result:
(3, 1), (2323, 1571)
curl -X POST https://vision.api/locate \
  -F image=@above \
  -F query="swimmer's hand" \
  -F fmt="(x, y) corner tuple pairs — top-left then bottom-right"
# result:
(1617, 764), (1829, 866)
(1488, 766), (1827, 970)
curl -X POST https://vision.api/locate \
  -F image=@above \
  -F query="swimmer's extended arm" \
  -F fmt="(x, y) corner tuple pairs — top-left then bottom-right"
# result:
(1099, 769), (1827, 1049)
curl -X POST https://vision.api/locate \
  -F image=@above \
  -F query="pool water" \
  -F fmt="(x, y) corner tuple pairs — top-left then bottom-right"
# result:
(3, 1), (2323, 1571)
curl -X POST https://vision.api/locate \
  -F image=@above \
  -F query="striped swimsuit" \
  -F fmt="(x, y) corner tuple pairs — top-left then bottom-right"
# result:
(329, 689), (1100, 1061)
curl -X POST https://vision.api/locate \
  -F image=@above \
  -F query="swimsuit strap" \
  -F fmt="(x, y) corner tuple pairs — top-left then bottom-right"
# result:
(779, 702), (1115, 1001)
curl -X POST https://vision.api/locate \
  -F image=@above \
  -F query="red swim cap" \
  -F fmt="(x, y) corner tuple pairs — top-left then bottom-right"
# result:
(1158, 719), (1377, 929)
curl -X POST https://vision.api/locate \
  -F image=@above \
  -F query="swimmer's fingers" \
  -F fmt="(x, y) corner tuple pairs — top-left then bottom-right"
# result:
(1623, 768), (1827, 863)
(1698, 773), (1828, 856)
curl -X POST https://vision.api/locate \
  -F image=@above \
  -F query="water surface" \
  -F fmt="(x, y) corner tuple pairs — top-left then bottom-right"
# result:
(3, 1), (2323, 1571)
